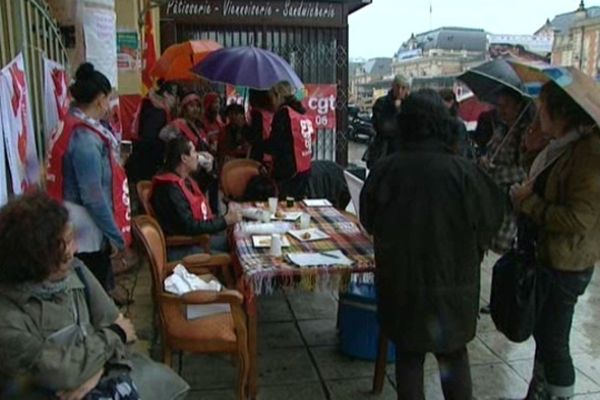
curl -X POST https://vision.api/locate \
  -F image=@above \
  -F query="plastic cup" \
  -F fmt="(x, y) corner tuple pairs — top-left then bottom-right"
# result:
(270, 234), (282, 257)
(300, 213), (311, 229)
(268, 197), (278, 214)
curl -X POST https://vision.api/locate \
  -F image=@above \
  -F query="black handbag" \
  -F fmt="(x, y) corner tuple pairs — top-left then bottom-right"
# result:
(490, 248), (537, 342)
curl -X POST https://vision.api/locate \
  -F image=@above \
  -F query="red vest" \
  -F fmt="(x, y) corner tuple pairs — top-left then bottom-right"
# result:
(169, 118), (209, 149)
(46, 113), (131, 245)
(286, 106), (315, 174)
(152, 173), (213, 221)
(257, 109), (274, 140)
(202, 116), (224, 149)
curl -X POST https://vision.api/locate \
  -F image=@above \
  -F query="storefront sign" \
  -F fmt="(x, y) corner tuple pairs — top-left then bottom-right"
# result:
(0, 53), (40, 193)
(303, 84), (337, 131)
(163, 0), (344, 27)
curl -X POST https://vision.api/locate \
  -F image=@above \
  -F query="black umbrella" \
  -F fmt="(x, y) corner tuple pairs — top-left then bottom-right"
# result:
(458, 59), (529, 104)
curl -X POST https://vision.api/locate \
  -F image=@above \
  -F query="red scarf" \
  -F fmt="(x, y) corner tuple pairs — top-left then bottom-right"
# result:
(152, 173), (213, 221)
(46, 111), (131, 245)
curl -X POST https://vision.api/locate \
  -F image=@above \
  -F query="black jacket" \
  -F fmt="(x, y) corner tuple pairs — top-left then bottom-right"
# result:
(265, 98), (308, 181)
(365, 90), (402, 168)
(360, 139), (505, 353)
(245, 109), (266, 162)
(151, 178), (227, 236)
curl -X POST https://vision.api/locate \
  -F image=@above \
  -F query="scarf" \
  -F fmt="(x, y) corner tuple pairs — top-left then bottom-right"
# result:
(20, 277), (69, 300)
(529, 130), (584, 179)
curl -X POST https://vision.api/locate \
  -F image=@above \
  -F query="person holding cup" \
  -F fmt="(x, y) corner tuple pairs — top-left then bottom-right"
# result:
(151, 137), (241, 261)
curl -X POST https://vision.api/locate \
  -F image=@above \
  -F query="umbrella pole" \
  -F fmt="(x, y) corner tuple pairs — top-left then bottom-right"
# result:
(489, 102), (533, 165)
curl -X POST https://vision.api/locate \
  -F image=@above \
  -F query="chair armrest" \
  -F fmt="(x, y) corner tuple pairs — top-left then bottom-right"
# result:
(166, 234), (211, 252)
(159, 290), (243, 306)
(183, 253), (231, 268)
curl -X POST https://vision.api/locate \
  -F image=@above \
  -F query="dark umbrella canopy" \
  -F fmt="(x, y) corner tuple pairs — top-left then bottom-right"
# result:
(458, 59), (529, 103)
(192, 46), (304, 90)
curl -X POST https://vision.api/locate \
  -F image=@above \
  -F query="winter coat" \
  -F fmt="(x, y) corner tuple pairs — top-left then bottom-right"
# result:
(0, 259), (188, 399)
(360, 139), (505, 353)
(521, 131), (600, 271)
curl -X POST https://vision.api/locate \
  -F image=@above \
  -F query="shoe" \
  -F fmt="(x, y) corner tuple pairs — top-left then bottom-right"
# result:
(480, 304), (491, 314)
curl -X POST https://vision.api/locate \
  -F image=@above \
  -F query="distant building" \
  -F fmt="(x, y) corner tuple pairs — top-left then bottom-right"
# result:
(540, 1), (600, 78)
(350, 57), (393, 111)
(392, 27), (487, 80)
(488, 34), (552, 62)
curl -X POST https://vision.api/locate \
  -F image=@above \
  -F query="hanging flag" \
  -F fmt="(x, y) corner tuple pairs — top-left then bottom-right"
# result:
(0, 53), (41, 194)
(0, 104), (7, 206)
(141, 0), (156, 94)
(43, 58), (70, 146)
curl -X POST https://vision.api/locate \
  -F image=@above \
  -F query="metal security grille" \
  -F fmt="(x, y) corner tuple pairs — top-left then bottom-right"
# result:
(0, 0), (69, 158)
(172, 24), (349, 164)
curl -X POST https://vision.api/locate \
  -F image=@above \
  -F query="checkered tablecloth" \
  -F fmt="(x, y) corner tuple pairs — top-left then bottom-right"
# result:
(231, 203), (375, 298)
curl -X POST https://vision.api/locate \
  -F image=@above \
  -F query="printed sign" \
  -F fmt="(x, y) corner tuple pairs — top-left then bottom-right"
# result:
(0, 53), (41, 193)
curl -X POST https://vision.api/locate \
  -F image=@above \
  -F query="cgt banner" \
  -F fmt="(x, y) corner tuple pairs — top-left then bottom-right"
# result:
(302, 84), (337, 131)
(43, 58), (69, 145)
(0, 53), (40, 194)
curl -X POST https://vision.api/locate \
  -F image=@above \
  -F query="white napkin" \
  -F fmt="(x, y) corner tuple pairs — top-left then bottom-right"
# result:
(286, 250), (354, 267)
(164, 264), (222, 295)
(240, 222), (292, 235)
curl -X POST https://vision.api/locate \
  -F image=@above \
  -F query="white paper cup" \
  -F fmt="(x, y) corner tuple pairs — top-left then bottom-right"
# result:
(268, 197), (278, 214)
(270, 234), (282, 257)
(261, 210), (271, 223)
(300, 213), (311, 229)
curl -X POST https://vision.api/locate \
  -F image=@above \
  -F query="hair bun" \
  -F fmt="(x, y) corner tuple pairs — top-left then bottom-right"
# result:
(75, 62), (95, 81)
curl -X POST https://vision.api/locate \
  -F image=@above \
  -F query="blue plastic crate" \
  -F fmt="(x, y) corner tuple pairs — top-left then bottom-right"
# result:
(338, 282), (396, 362)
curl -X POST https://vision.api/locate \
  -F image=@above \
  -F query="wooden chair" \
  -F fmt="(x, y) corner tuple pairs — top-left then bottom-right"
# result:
(136, 180), (211, 253)
(220, 159), (261, 201)
(132, 215), (249, 399)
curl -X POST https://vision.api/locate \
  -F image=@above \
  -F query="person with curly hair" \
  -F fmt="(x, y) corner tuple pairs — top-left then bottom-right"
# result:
(0, 192), (189, 400)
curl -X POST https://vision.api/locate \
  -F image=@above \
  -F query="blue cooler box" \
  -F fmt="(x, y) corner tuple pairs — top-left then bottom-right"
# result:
(338, 282), (396, 362)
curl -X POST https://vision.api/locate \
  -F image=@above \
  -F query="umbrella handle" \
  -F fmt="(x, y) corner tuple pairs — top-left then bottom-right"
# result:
(488, 102), (533, 165)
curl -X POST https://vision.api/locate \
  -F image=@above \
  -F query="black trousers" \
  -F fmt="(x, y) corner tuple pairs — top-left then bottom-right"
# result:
(395, 346), (472, 400)
(534, 266), (593, 393)
(76, 246), (114, 292)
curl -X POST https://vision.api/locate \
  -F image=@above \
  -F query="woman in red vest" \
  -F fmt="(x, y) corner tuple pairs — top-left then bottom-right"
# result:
(46, 63), (130, 302)
(265, 81), (315, 199)
(151, 137), (241, 261)
(159, 93), (210, 152)
(202, 92), (225, 154)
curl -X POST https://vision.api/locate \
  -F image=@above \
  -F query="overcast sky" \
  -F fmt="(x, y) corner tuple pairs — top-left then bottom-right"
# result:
(349, 0), (596, 59)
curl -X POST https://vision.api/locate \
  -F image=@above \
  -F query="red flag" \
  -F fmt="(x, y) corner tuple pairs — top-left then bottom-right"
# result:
(141, 1), (156, 94)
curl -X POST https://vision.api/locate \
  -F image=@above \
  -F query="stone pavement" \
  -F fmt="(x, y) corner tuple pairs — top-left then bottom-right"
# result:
(124, 253), (600, 399)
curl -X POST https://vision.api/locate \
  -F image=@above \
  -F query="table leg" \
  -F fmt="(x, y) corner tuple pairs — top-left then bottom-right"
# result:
(247, 301), (258, 400)
(372, 331), (388, 394)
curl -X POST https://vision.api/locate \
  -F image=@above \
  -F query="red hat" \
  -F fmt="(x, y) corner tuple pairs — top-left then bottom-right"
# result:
(204, 92), (220, 111)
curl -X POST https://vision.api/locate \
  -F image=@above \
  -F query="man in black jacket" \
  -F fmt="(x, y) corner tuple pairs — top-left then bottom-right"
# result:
(151, 137), (241, 261)
(364, 74), (410, 168)
(360, 90), (505, 400)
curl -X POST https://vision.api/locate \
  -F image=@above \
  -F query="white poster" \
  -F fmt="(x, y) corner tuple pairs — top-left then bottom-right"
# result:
(0, 106), (7, 206)
(82, 6), (117, 87)
(43, 58), (70, 144)
(0, 53), (41, 194)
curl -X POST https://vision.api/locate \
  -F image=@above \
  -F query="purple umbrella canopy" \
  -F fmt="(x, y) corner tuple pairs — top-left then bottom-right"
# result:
(192, 46), (304, 90)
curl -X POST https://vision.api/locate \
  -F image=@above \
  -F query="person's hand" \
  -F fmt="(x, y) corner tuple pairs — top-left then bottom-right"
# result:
(510, 181), (534, 209)
(56, 368), (104, 400)
(224, 209), (242, 225)
(114, 313), (137, 343)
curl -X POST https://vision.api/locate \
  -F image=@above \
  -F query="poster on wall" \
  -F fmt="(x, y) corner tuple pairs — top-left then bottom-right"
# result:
(43, 58), (70, 144)
(302, 84), (337, 131)
(0, 53), (41, 194)
(117, 31), (140, 71)
(82, 6), (118, 87)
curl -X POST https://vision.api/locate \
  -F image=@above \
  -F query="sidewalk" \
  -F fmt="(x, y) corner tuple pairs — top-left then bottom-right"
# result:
(125, 254), (600, 399)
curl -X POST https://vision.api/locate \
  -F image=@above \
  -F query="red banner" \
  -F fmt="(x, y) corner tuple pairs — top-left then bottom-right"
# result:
(302, 84), (336, 130)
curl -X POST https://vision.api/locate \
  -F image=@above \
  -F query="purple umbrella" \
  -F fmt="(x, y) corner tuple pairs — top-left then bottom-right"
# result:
(192, 46), (304, 90)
